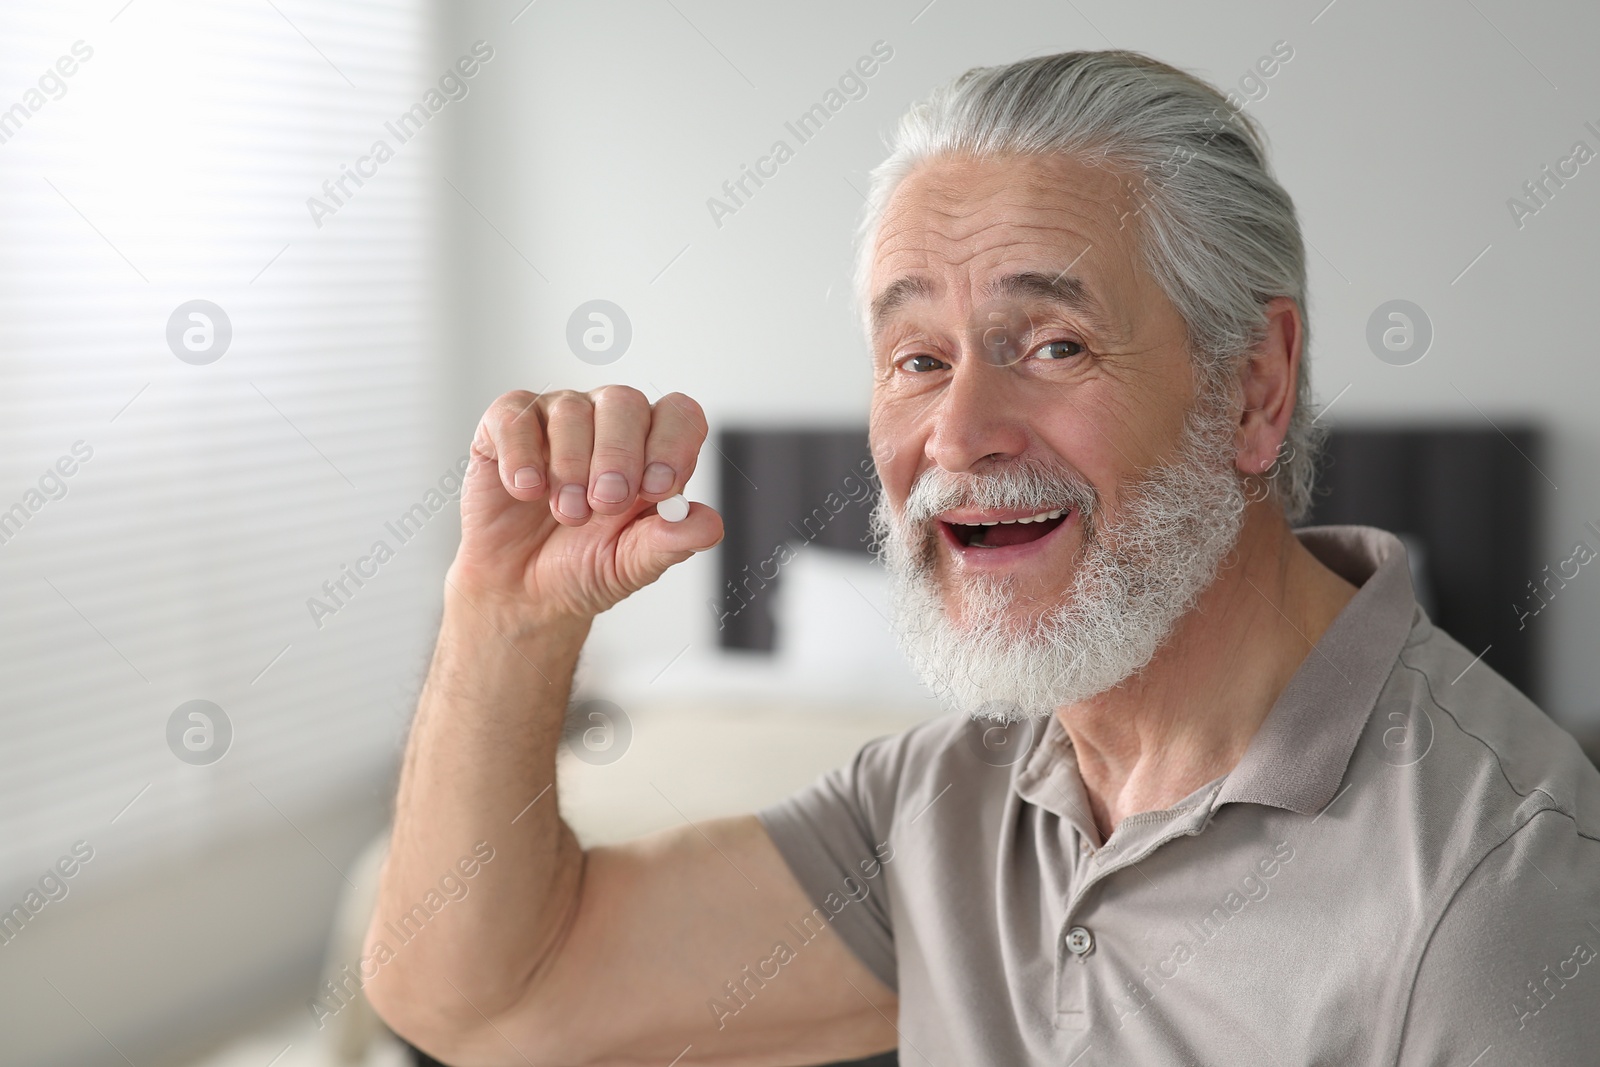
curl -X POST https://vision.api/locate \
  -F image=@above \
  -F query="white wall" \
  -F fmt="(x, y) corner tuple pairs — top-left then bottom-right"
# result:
(440, 0), (1600, 727)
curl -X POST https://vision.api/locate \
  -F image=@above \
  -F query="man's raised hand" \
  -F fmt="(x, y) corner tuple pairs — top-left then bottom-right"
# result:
(447, 386), (722, 626)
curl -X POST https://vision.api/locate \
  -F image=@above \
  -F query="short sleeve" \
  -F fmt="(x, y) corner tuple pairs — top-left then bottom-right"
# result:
(1398, 808), (1600, 1065)
(755, 728), (916, 993)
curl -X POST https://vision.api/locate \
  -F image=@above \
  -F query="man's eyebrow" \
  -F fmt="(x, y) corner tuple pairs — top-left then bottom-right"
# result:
(982, 270), (1110, 331)
(869, 269), (1112, 339)
(869, 275), (936, 338)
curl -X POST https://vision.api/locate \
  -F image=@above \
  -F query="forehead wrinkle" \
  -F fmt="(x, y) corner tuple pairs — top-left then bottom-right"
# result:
(883, 199), (1102, 256)
(874, 198), (1121, 291)
(871, 240), (1123, 344)
(872, 216), (1102, 295)
(869, 158), (1145, 343)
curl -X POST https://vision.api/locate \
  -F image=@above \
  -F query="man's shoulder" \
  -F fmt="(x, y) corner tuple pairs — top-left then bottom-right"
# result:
(1384, 622), (1600, 1061)
(1383, 612), (1600, 842)
(1258, 612), (1600, 1061)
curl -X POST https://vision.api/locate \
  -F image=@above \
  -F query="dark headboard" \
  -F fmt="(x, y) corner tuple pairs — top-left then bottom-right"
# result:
(714, 426), (1545, 702)
(714, 430), (878, 653)
(1303, 426), (1543, 702)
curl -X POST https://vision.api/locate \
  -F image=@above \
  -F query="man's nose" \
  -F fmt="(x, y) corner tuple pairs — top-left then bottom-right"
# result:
(924, 356), (1030, 474)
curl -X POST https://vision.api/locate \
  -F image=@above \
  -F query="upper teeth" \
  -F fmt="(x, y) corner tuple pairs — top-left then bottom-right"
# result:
(973, 508), (1065, 527)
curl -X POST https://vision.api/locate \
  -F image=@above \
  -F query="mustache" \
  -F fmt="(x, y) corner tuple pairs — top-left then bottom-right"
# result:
(897, 456), (1098, 528)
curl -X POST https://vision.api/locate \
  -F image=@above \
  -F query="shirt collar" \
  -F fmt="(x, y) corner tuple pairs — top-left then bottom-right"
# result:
(1013, 524), (1419, 822)
(1212, 524), (1418, 815)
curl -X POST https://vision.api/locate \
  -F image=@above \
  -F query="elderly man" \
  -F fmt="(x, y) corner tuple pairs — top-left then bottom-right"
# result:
(365, 50), (1600, 1065)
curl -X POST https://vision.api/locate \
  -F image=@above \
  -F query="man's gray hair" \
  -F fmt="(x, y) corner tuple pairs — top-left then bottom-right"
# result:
(853, 49), (1322, 522)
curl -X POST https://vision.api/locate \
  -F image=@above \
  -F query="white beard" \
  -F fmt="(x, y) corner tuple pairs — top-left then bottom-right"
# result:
(870, 404), (1248, 722)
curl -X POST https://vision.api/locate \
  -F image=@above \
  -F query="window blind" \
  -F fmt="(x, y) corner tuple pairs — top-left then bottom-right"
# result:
(0, 0), (452, 902)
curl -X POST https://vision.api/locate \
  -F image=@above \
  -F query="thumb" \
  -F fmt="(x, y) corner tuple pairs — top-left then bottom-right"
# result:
(615, 502), (724, 578)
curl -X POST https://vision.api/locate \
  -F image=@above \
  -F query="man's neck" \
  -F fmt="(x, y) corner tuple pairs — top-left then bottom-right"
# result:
(1056, 506), (1359, 843)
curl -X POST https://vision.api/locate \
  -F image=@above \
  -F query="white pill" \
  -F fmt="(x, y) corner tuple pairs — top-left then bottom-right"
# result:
(656, 494), (690, 523)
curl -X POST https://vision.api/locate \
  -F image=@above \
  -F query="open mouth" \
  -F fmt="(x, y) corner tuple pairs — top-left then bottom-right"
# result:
(943, 507), (1072, 549)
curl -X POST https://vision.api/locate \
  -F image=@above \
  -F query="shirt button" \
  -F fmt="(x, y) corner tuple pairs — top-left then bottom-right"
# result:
(1065, 926), (1094, 957)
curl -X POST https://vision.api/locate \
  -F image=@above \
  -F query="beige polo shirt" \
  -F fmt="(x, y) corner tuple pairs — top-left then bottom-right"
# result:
(758, 525), (1600, 1065)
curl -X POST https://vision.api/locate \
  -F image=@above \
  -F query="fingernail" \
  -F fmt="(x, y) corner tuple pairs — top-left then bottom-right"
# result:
(593, 471), (628, 504)
(513, 466), (540, 490)
(641, 462), (674, 495)
(558, 484), (590, 519)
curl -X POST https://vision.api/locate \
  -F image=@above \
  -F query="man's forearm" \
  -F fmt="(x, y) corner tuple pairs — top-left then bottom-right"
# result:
(367, 587), (591, 1026)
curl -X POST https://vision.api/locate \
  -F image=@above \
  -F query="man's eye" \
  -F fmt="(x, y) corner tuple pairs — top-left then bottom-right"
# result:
(1033, 339), (1085, 361)
(902, 354), (949, 372)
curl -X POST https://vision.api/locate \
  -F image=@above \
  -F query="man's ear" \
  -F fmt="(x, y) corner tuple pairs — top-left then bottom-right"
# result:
(1235, 296), (1303, 477)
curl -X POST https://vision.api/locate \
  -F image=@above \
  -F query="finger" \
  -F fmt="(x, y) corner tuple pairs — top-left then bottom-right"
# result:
(476, 390), (548, 501)
(586, 385), (650, 517)
(540, 390), (596, 524)
(638, 392), (709, 500)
